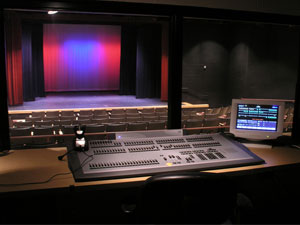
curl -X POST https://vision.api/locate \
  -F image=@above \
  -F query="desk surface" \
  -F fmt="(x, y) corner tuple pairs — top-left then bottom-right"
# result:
(1, 145), (300, 193)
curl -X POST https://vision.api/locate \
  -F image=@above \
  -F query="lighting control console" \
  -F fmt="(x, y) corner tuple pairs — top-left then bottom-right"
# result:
(67, 132), (264, 181)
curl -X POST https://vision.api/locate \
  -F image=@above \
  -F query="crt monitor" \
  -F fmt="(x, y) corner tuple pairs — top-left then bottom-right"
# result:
(230, 99), (285, 141)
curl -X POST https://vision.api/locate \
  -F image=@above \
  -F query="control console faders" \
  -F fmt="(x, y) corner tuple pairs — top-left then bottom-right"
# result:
(67, 132), (264, 181)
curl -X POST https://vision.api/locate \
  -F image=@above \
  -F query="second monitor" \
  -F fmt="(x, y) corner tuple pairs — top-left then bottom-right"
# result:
(230, 99), (285, 141)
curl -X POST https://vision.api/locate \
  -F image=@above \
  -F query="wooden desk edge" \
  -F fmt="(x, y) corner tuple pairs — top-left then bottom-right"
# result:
(1, 145), (300, 194)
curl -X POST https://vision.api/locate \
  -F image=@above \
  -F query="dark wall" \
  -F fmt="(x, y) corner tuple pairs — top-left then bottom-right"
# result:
(183, 20), (299, 107)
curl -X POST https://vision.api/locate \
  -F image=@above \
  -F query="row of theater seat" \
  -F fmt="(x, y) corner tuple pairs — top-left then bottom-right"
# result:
(11, 115), (227, 128)
(10, 121), (168, 137)
(9, 103), (295, 132)
(9, 107), (169, 120)
(9, 105), (232, 120)
(9, 120), (230, 148)
(8, 105), (232, 140)
(10, 116), (232, 137)
(9, 105), (232, 127)
(10, 114), (169, 128)
(9, 103), (295, 121)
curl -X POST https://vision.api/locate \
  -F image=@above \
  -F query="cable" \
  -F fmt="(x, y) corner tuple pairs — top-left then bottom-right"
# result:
(58, 149), (75, 161)
(0, 151), (93, 187)
(0, 172), (71, 186)
(72, 151), (94, 173)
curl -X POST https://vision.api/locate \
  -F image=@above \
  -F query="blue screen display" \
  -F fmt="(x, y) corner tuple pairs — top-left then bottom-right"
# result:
(236, 104), (279, 131)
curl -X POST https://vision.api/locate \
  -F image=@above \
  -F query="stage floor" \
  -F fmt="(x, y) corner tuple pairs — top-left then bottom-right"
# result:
(8, 92), (167, 111)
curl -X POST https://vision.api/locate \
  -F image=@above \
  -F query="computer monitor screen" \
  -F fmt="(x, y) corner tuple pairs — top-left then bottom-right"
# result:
(230, 99), (285, 140)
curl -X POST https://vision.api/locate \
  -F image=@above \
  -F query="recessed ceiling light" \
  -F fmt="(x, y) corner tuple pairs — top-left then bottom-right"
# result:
(48, 11), (58, 15)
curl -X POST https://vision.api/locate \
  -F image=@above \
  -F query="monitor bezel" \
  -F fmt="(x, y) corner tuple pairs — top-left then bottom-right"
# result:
(230, 99), (285, 141)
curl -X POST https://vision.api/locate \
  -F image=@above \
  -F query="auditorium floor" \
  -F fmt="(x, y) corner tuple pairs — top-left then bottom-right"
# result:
(8, 92), (167, 111)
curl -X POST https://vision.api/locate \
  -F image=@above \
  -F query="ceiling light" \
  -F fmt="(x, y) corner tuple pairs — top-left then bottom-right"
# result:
(48, 11), (58, 15)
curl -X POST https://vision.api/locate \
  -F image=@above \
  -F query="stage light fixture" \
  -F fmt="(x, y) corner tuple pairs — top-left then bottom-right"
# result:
(48, 11), (58, 15)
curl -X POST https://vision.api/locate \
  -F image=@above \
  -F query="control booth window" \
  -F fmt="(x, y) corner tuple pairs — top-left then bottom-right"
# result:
(182, 18), (298, 136)
(5, 9), (169, 149)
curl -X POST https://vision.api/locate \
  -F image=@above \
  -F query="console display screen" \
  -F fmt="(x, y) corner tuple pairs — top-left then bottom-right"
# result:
(236, 104), (279, 131)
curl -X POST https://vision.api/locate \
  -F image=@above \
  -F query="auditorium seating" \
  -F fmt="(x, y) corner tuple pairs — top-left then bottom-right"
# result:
(77, 115), (94, 120)
(155, 107), (167, 112)
(26, 116), (43, 122)
(13, 121), (33, 128)
(202, 118), (222, 133)
(32, 127), (58, 146)
(219, 106), (231, 117)
(189, 114), (205, 120)
(205, 108), (214, 114)
(10, 127), (33, 136)
(9, 104), (294, 149)
(147, 121), (166, 130)
(9, 127), (33, 148)
(204, 113), (219, 119)
(78, 110), (93, 116)
(185, 119), (203, 129)
(8, 106), (223, 135)
(10, 113), (31, 120)
(106, 123), (127, 132)
(110, 114), (126, 119)
(62, 125), (75, 135)
(73, 119), (95, 126)
(110, 108), (125, 115)
(93, 109), (108, 116)
(182, 110), (198, 116)
(85, 124), (105, 133)
(60, 111), (75, 117)
(8, 117), (13, 127)
(44, 116), (59, 122)
(126, 112), (141, 117)
(203, 118), (221, 127)
(46, 111), (60, 117)
(126, 116), (143, 123)
(141, 112), (156, 117)
(125, 108), (139, 114)
(32, 111), (46, 118)
(141, 108), (155, 113)
(284, 113), (294, 132)
(156, 111), (167, 117)
(212, 107), (222, 115)
(92, 118), (109, 124)
(60, 115), (76, 121)
(54, 120), (73, 126)
(182, 114), (190, 121)
(34, 120), (53, 127)
(108, 118), (126, 123)
(126, 113), (142, 119)
(127, 122), (147, 131)
(158, 115), (168, 121)
(33, 126), (59, 136)
(94, 115), (110, 119)
(143, 115), (159, 122)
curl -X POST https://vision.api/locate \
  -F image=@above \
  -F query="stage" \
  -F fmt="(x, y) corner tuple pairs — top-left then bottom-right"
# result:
(8, 92), (168, 111)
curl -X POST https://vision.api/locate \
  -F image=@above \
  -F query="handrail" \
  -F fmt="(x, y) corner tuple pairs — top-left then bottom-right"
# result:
(10, 126), (229, 140)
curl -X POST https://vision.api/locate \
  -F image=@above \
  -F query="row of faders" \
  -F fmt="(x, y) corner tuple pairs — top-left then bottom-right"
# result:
(67, 132), (264, 181)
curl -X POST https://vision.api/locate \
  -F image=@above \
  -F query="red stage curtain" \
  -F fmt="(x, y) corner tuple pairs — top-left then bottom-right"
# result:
(43, 24), (121, 92)
(5, 12), (23, 106)
(161, 23), (168, 102)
